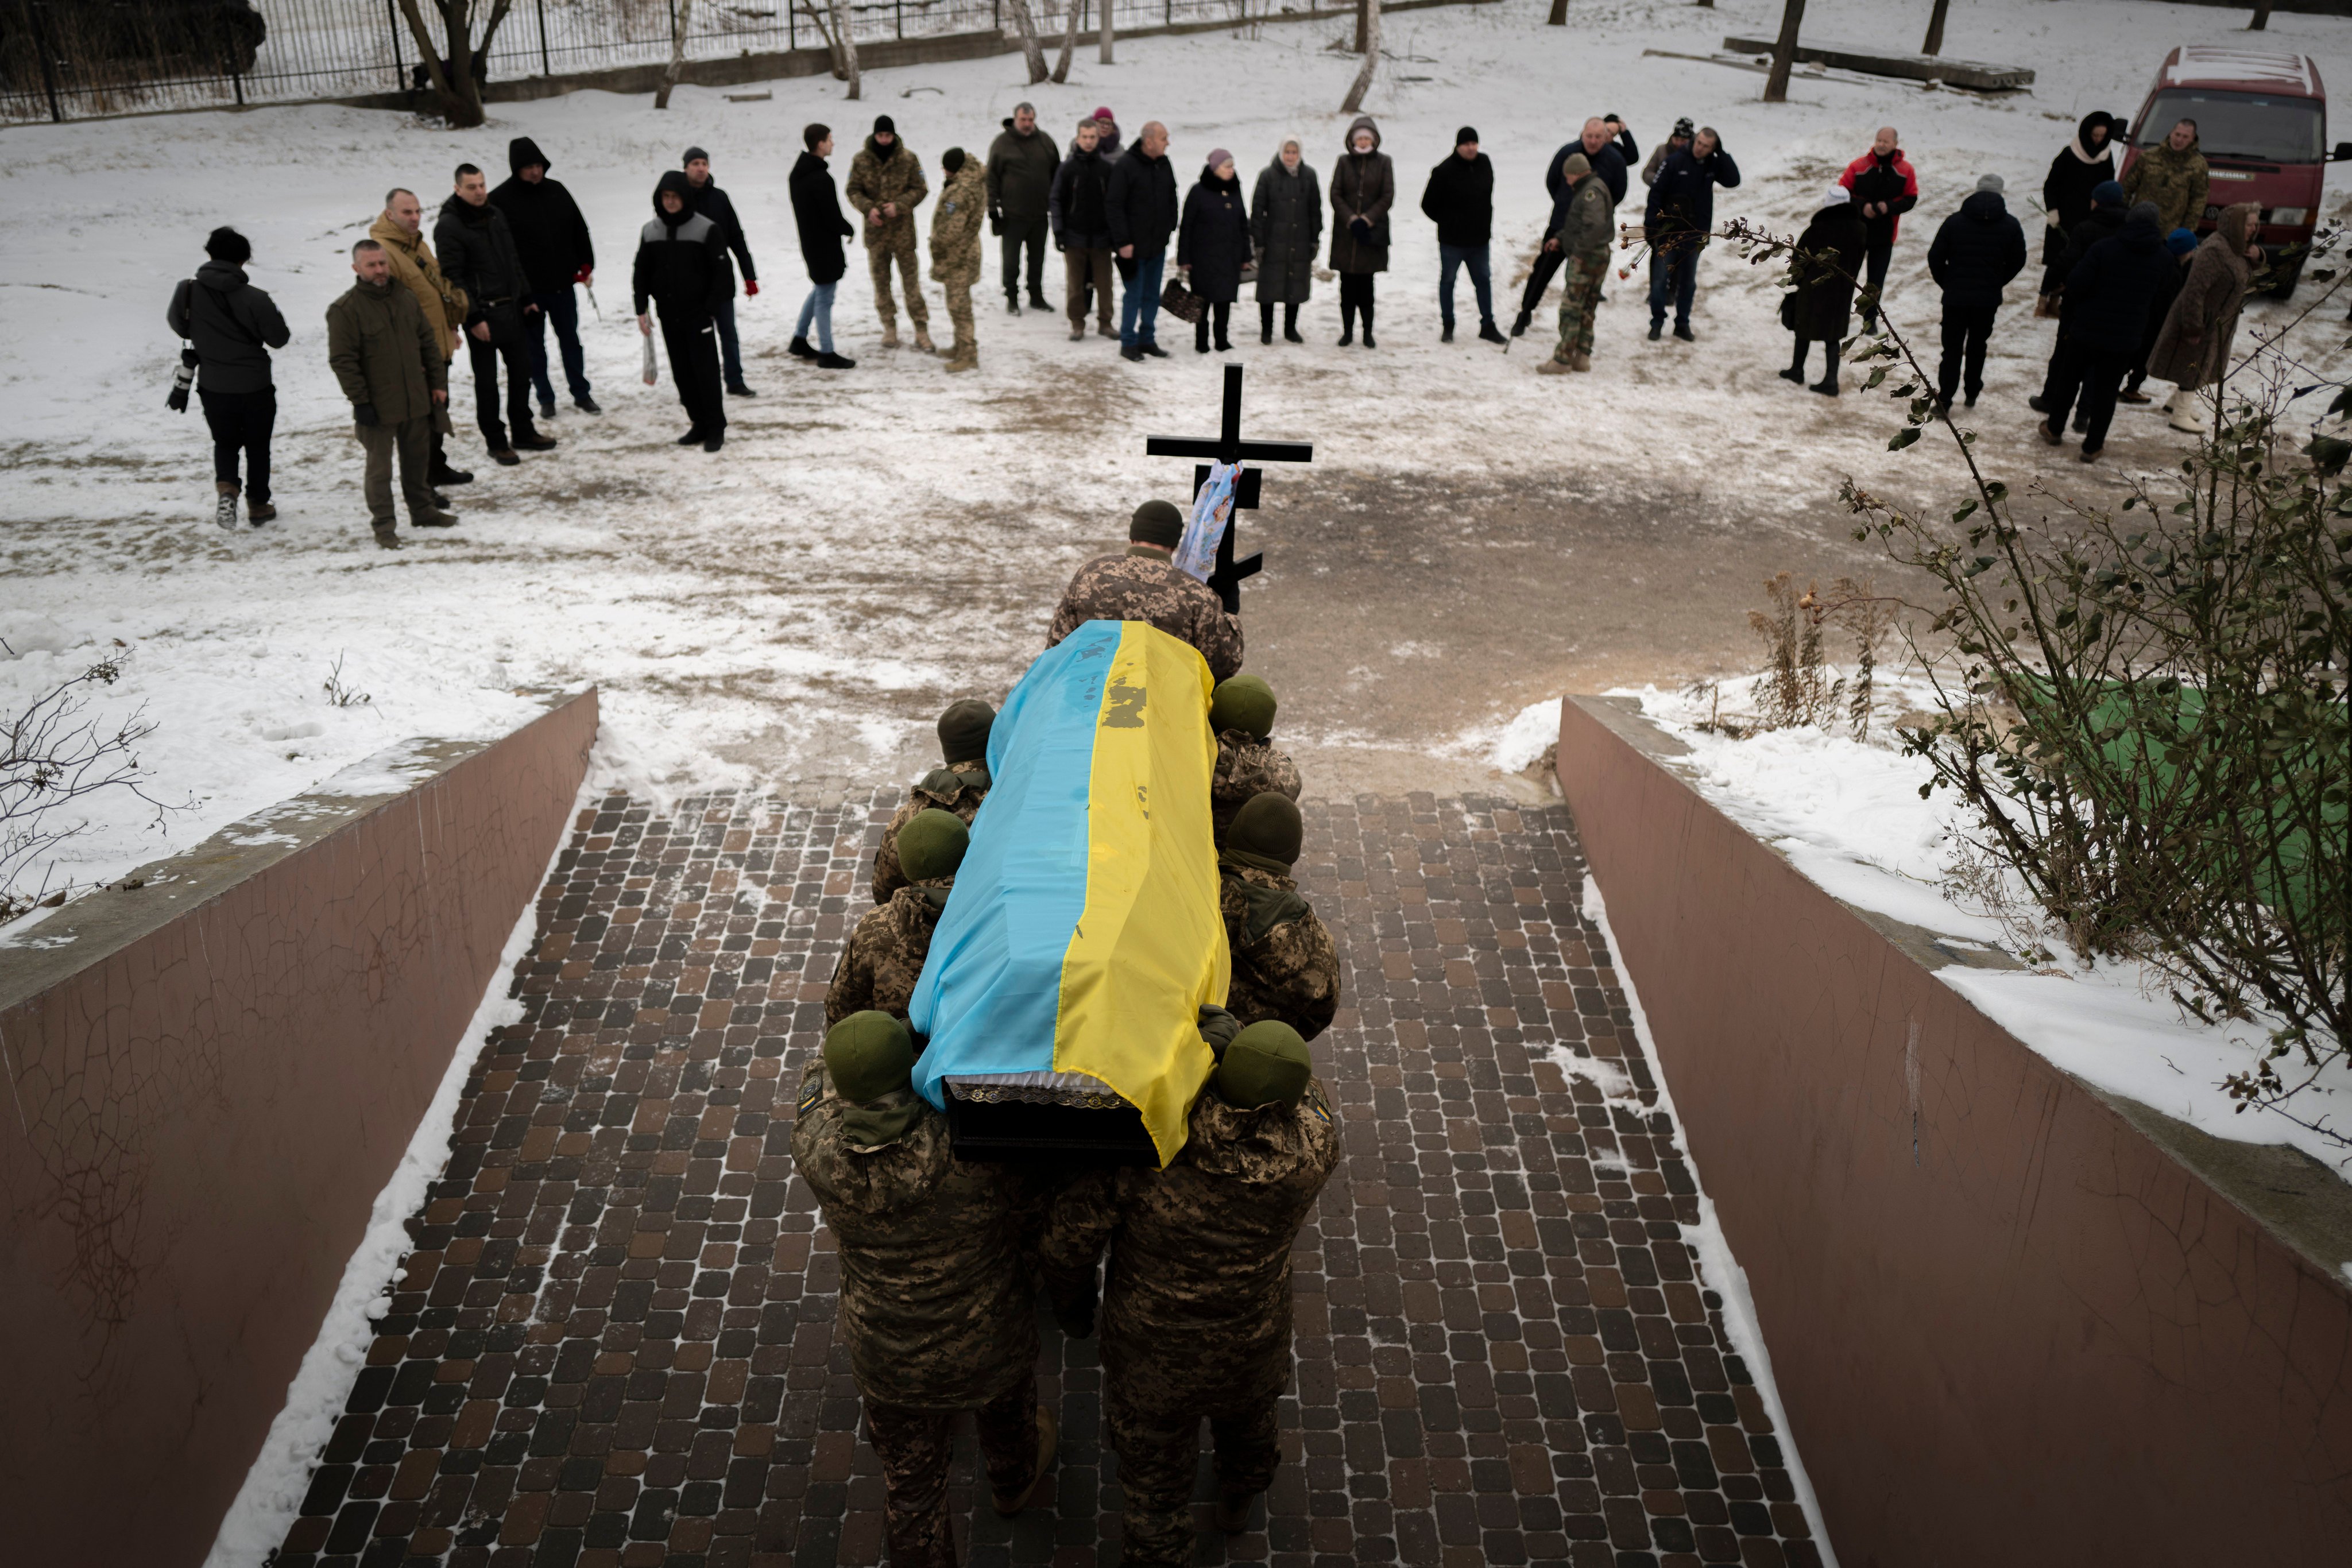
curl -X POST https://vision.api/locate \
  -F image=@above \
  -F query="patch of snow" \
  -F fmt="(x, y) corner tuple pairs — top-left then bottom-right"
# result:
(1489, 697), (1563, 773)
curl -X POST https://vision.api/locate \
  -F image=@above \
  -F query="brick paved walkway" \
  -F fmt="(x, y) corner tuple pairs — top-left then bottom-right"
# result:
(269, 789), (1824, 1568)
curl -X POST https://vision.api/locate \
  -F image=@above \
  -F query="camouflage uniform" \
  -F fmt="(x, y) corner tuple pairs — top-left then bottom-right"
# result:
(1211, 729), (1302, 841)
(873, 761), (990, 903)
(1551, 173), (1615, 366)
(2121, 136), (2210, 236)
(846, 136), (931, 338)
(930, 158), (988, 370)
(1220, 858), (1340, 1040)
(1045, 546), (1245, 681)
(1039, 1079), (1341, 1568)
(826, 879), (952, 1027)
(791, 1062), (1041, 1567)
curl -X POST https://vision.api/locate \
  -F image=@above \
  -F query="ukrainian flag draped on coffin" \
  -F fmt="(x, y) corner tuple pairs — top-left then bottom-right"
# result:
(908, 620), (1229, 1164)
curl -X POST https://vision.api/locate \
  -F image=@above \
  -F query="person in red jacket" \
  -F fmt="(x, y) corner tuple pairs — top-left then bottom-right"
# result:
(1838, 127), (1918, 334)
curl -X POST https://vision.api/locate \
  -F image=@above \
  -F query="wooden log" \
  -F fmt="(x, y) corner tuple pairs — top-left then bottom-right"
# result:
(1722, 33), (2034, 90)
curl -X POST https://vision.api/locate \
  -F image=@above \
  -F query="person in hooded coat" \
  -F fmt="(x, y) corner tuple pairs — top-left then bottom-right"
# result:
(2038, 201), (2173, 460)
(167, 224), (291, 528)
(681, 146), (760, 395)
(633, 170), (730, 451)
(1050, 116), (1119, 342)
(1780, 185), (1869, 396)
(2040, 111), (2117, 312)
(2146, 202), (2262, 434)
(1177, 149), (1251, 354)
(1249, 138), (1321, 344)
(930, 147), (988, 373)
(2121, 227), (2199, 408)
(1419, 127), (1502, 344)
(788, 123), (857, 369)
(489, 136), (597, 419)
(1924, 173), (2029, 409)
(1328, 115), (1394, 348)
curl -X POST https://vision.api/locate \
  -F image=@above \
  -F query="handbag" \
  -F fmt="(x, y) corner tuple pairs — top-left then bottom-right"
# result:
(1160, 277), (1204, 324)
(641, 333), (659, 386)
(1778, 292), (1798, 330)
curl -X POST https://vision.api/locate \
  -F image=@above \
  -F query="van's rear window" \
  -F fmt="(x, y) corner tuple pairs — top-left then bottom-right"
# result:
(2139, 90), (2326, 162)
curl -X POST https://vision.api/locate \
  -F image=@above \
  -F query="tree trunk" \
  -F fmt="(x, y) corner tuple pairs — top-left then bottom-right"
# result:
(1921, 0), (1948, 54)
(2250, 3), (2272, 28)
(1098, 0), (1112, 63)
(1004, 0), (1048, 83)
(1353, 0), (1367, 53)
(1546, 0), (1566, 24)
(1341, 0), (1379, 113)
(396, 0), (489, 127)
(1054, 0), (1082, 81)
(1763, 0), (1805, 104)
(830, 0), (860, 98)
(655, 0), (694, 107)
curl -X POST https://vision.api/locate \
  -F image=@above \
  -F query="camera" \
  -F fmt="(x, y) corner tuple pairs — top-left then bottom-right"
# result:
(168, 347), (197, 412)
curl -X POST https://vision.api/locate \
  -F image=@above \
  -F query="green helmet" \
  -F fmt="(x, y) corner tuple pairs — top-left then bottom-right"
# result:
(1209, 673), (1276, 740)
(1229, 792), (1302, 865)
(1216, 1020), (1312, 1109)
(896, 808), (970, 884)
(825, 1011), (916, 1103)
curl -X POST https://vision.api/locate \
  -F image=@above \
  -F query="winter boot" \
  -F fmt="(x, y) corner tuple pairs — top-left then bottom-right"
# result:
(945, 343), (978, 373)
(1673, 321), (1695, 343)
(1028, 288), (1051, 312)
(2169, 406), (2208, 434)
(880, 318), (902, 349)
(1361, 307), (1376, 349)
(1069, 324), (1086, 341)
(1196, 319), (1212, 354)
(1006, 292), (1021, 316)
(678, 428), (705, 446)
(537, 398), (556, 420)
(913, 327), (937, 354)
(514, 429), (558, 451)
(1338, 303), (1355, 347)
(411, 508), (459, 528)
(214, 482), (239, 529)
(2037, 418), (2064, 446)
(372, 525), (404, 550)
(574, 395), (602, 414)
(430, 459), (473, 486)
(1648, 319), (1664, 341)
(1283, 304), (1302, 343)
(1442, 323), (1455, 343)
(247, 501), (277, 524)
(1479, 319), (1507, 344)
(1572, 352), (1592, 371)
(789, 336), (819, 360)
(726, 380), (757, 397)
(1097, 320), (1118, 339)
(1260, 303), (1274, 345)
(1537, 356), (1575, 375)
(1510, 307), (1533, 337)
(1811, 378), (1839, 396)
(703, 429), (724, 452)
(817, 351), (858, 369)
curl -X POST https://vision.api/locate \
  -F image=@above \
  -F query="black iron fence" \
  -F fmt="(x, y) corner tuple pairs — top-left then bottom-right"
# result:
(1, 0), (1297, 123)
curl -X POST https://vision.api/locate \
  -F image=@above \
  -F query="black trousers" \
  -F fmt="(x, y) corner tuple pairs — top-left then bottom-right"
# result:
(2044, 340), (2130, 451)
(1789, 335), (1842, 384)
(1339, 271), (1376, 331)
(1001, 215), (1049, 298)
(658, 310), (726, 436)
(1859, 238), (1894, 326)
(465, 320), (537, 450)
(1193, 299), (1232, 348)
(1938, 301), (1997, 402)
(198, 386), (274, 502)
(1520, 245), (1566, 313)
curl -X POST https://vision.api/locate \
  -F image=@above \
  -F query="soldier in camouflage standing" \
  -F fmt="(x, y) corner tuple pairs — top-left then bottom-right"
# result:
(829, 810), (967, 1027)
(792, 1011), (1057, 1567)
(873, 699), (994, 903)
(1209, 674), (1301, 845)
(846, 115), (935, 353)
(930, 148), (987, 373)
(1220, 793), (1340, 1040)
(1537, 152), (1615, 376)
(1039, 1020), (1339, 1564)
(1046, 499), (1244, 680)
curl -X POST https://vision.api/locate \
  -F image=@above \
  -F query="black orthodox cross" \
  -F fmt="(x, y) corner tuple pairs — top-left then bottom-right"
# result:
(1144, 363), (1314, 614)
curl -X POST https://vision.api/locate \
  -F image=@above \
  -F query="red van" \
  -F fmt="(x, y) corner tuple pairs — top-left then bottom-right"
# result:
(2122, 45), (2352, 296)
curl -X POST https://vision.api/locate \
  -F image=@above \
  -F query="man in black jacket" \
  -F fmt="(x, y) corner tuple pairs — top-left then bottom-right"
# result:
(1924, 173), (2028, 409)
(1511, 115), (1635, 336)
(1419, 129), (1502, 344)
(987, 102), (1061, 315)
(490, 135), (598, 418)
(788, 123), (857, 370)
(435, 162), (552, 464)
(167, 224), (291, 528)
(1107, 121), (1179, 362)
(635, 171), (731, 452)
(2029, 179), (2128, 429)
(683, 146), (760, 396)
(2038, 202), (2171, 461)
(1051, 117), (1118, 342)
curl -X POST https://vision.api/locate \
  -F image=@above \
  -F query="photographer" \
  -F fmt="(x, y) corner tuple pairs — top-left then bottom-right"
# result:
(166, 225), (290, 529)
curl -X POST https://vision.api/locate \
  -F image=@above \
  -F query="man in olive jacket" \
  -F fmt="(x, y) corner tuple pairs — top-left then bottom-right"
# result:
(370, 187), (471, 490)
(986, 101), (1061, 313)
(326, 240), (454, 548)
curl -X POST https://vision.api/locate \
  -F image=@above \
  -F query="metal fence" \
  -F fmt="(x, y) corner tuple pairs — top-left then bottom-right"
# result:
(1, 0), (1294, 123)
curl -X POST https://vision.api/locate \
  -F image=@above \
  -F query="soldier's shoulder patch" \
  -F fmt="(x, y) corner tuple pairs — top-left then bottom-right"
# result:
(796, 1074), (825, 1114)
(1305, 1082), (1334, 1127)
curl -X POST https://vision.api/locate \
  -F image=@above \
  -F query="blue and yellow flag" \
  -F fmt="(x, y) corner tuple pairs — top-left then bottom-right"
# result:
(908, 621), (1229, 1164)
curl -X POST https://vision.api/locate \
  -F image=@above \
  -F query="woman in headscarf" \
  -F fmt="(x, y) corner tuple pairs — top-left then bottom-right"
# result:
(1178, 148), (1252, 353)
(1251, 137), (1321, 344)
(1328, 115), (1394, 347)
(2039, 110), (2117, 315)
(1780, 184), (1869, 397)
(2146, 201), (2262, 433)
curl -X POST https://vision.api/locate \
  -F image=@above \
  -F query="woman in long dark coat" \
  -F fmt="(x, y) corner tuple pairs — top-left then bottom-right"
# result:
(1177, 149), (1252, 353)
(1781, 185), (1870, 396)
(1328, 114), (1394, 348)
(1250, 137), (1321, 344)
(2147, 201), (2260, 432)
(2039, 110), (2117, 313)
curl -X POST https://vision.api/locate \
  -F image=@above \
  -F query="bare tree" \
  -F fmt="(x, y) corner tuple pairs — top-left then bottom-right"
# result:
(1763, 0), (1805, 104)
(1, 652), (172, 924)
(1005, 0), (1049, 83)
(830, 0), (861, 98)
(1054, 0), (1083, 80)
(1921, 0), (1948, 54)
(1100, 0), (1114, 65)
(394, 0), (514, 128)
(1341, 0), (1379, 113)
(1546, 0), (1566, 23)
(2250, 2), (2273, 27)
(655, 0), (694, 109)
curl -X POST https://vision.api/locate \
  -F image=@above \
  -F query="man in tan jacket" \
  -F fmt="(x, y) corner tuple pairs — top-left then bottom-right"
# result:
(327, 241), (454, 549)
(369, 187), (472, 489)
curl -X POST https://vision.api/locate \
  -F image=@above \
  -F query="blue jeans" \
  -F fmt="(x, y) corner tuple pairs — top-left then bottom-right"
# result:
(1120, 249), (1166, 348)
(795, 282), (837, 353)
(1438, 243), (1493, 329)
(527, 285), (590, 406)
(713, 295), (745, 386)
(1648, 246), (1699, 327)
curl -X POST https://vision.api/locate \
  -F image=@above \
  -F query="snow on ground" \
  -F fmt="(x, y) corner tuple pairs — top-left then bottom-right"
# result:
(11, 0), (2352, 913)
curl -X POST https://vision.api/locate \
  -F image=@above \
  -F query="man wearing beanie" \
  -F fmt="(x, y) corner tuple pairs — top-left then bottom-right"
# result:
(1536, 149), (1615, 375)
(1217, 793), (1340, 1040)
(847, 115), (935, 352)
(1038, 1017), (1339, 1565)
(682, 146), (761, 396)
(1925, 172), (2028, 411)
(1209, 675), (1301, 843)
(793, 1011), (1057, 1566)
(830, 808), (968, 1024)
(1514, 114), (1636, 336)
(872, 699), (996, 903)
(1045, 498), (1244, 679)
(167, 224), (291, 528)
(1418, 127), (1503, 344)
(930, 146), (987, 372)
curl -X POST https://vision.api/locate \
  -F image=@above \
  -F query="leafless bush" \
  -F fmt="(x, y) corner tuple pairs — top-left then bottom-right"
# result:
(1, 648), (171, 923)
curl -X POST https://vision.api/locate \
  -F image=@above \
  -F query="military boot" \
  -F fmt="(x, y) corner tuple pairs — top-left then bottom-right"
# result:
(944, 342), (978, 373)
(913, 326), (937, 354)
(880, 316), (901, 349)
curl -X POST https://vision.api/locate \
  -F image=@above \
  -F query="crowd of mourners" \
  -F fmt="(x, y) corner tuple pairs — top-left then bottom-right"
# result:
(799, 499), (1333, 1568)
(165, 99), (2268, 543)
